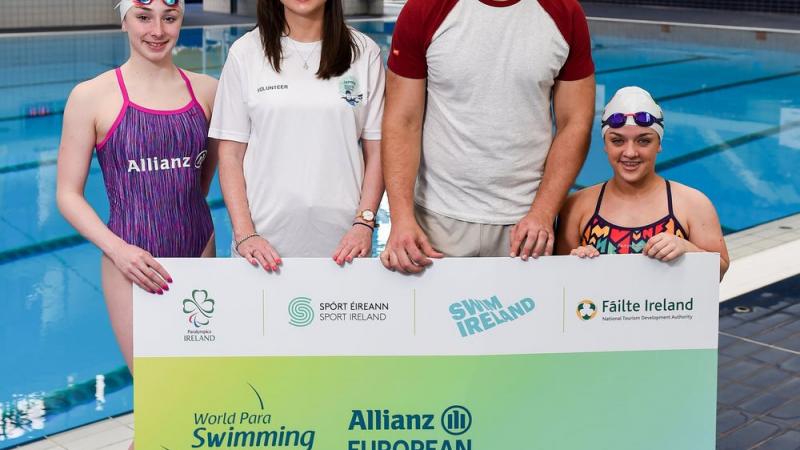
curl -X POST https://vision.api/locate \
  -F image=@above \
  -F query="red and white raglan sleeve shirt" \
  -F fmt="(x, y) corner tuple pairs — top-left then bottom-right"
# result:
(388, 0), (594, 224)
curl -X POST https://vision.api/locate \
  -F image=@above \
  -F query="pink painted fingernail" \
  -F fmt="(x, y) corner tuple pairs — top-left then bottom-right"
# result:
(163, 285), (169, 291)
(167, 277), (173, 283)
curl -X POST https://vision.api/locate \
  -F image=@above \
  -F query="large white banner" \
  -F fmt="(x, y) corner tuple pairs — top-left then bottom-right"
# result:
(134, 254), (719, 357)
(133, 254), (720, 450)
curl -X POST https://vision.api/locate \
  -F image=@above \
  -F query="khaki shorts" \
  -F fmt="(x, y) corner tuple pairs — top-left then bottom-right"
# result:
(415, 205), (513, 257)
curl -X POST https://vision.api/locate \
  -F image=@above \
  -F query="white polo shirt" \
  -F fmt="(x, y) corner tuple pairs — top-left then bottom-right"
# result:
(210, 29), (385, 256)
(388, 0), (594, 224)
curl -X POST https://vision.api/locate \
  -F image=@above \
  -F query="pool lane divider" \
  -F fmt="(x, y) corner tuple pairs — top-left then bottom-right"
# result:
(595, 55), (712, 75)
(3, 63), (800, 124)
(4, 111), (799, 178)
(655, 120), (800, 172)
(0, 365), (133, 440)
(0, 158), (57, 175)
(0, 199), (226, 265)
(654, 69), (800, 103)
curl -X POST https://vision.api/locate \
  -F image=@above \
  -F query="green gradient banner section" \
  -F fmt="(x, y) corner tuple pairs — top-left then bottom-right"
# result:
(135, 350), (716, 449)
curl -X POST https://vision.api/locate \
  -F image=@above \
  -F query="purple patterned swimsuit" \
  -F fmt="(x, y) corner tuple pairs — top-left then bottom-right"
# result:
(96, 68), (213, 257)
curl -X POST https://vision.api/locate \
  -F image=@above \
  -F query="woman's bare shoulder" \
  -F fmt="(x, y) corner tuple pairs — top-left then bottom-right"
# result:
(78, 69), (118, 93)
(669, 180), (714, 209)
(67, 70), (120, 113)
(559, 183), (604, 235)
(184, 71), (218, 100)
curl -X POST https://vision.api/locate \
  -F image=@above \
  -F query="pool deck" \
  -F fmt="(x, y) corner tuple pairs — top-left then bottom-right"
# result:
(581, 2), (800, 31)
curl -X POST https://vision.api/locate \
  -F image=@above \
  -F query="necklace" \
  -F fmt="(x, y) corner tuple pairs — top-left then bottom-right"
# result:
(287, 37), (320, 70)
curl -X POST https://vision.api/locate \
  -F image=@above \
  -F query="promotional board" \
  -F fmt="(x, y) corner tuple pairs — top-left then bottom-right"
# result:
(134, 255), (719, 449)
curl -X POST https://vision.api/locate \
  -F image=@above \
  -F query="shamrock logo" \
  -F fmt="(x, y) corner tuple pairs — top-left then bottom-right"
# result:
(183, 290), (215, 328)
(577, 300), (597, 321)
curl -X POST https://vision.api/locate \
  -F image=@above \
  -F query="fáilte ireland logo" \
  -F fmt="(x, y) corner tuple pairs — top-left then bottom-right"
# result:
(289, 297), (314, 327)
(183, 289), (215, 328)
(577, 300), (597, 321)
(339, 76), (363, 107)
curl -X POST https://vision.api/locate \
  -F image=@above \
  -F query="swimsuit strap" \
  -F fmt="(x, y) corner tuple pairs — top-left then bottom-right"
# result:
(593, 182), (608, 216)
(665, 179), (675, 217)
(114, 67), (131, 104)
(177, 68), (200, 106)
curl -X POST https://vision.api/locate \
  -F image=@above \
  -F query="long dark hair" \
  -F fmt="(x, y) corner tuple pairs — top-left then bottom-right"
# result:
(257, 0), (360, 80)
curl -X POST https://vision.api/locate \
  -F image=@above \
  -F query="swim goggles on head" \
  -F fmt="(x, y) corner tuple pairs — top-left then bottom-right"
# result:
(133, 0), (180, 6)
(601, 112), (664, 129)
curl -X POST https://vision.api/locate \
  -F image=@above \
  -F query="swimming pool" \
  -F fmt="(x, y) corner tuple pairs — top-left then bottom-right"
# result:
(1, 20), (799, 447)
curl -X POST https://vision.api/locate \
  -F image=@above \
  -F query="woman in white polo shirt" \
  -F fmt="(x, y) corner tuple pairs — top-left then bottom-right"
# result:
(210, 0), (385, 269)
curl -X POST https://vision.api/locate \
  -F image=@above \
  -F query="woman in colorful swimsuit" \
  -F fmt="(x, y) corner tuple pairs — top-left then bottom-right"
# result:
(56, 0), (217, 402)
(211, 0), (385, 269)
(556, 86), (729, 279)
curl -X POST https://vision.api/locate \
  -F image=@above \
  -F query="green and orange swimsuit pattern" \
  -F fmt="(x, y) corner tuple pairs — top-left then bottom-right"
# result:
(581, 180), (688, 255)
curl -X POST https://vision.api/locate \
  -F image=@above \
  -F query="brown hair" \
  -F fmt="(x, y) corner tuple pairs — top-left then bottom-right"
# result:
(257, 0), (360, 80)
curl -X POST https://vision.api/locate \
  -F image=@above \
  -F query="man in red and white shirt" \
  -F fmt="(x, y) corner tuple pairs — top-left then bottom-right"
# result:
(380, 0), (596, 273)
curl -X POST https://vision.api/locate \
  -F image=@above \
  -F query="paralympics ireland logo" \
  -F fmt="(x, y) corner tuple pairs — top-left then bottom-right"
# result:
(183, 289), (215, 328)
(289, 297), (314, 327)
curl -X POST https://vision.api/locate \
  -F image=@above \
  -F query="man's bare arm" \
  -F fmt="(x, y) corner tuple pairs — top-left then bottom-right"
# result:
(510, 75), (595, 259)
(380, 70), (443, 273)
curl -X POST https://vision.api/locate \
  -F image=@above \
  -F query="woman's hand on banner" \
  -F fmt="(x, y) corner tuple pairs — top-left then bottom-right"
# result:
(644, 233), (689, 262)
(108, 242), (172, 294)
(570, 245), (600, 258)
(238, 236), (283, 272)
(333, 225), (373, 265)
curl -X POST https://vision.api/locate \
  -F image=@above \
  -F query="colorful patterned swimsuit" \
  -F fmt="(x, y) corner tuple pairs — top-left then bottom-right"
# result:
(95, 68), (213, 257)
(581, 180), (688, 254)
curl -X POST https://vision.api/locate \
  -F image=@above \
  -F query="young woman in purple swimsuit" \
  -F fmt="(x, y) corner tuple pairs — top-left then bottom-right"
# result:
(556, 87), (729, 279)
(56, 0), (217, 408)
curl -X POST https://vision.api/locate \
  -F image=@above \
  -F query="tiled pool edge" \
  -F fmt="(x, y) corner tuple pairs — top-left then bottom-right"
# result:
(722, 214), (800, 302)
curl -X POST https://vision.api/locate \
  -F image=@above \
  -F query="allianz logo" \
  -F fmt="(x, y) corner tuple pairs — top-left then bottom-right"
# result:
(128, 150), (207, 173)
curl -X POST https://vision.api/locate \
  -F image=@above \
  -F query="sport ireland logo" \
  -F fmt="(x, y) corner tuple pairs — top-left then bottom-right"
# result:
(577, 300), (597, 321)
(288, 297), (314, 327)
(183, 289), (215, 328)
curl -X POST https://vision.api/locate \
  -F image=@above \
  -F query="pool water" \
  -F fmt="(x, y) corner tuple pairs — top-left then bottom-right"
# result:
(1, 21), (799, 447)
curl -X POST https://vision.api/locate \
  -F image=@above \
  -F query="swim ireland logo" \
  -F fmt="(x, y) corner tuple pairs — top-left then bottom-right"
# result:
(577, 300), (597, 321)
(288, 297), (314, 327)
(183, 289), (215, 328)
(449, 295), (535, 337)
